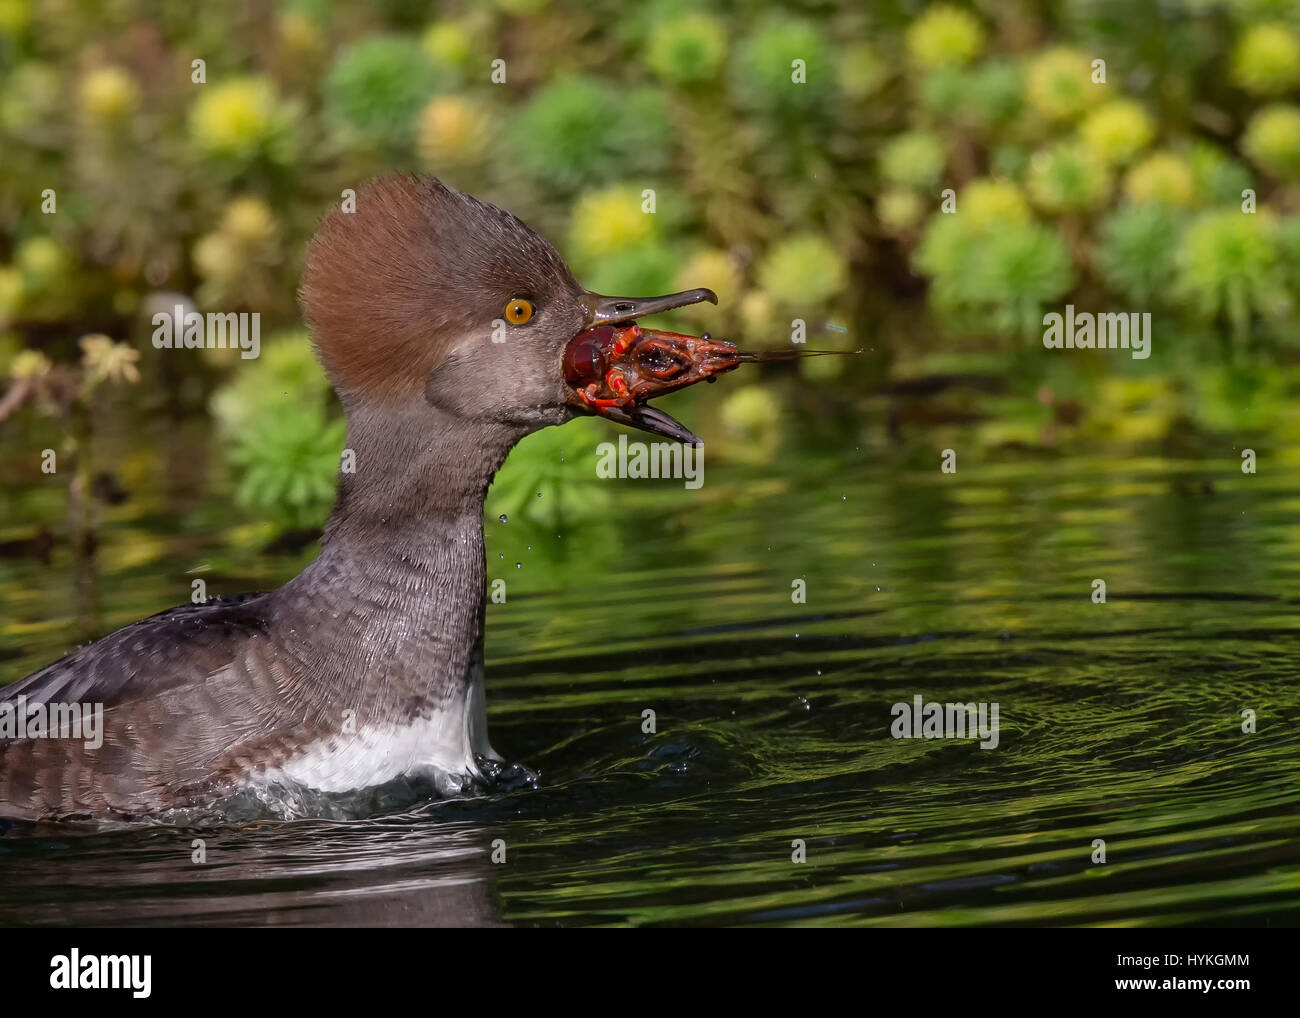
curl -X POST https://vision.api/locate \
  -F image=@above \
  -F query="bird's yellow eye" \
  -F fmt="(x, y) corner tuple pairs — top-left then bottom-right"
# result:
(504, 298), (534, 325)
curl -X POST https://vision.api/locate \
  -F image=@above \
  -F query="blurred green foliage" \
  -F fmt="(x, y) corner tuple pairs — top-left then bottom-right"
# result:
(3, 0), (1300, 534)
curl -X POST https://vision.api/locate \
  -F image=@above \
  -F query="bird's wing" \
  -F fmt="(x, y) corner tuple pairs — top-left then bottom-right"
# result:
(0, 594), (283, 818)
(3, 592), (271, 708)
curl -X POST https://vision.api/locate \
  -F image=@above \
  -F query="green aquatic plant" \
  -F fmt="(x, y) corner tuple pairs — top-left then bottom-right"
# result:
(1224, 0), (1300, 18)
(1027, 143), (1112, 213)
(513, 77), (671, 190)
(221, 196), (278, 247)
(977, 223), (1076, 335)
(579, 243), (680, 301)
(1187, 142), (1253, 206)
(568, 185), (659, 265)
(1231, 22), (1300, 96)
(79, 65), (140, 122)
(645, 12), (727, 85)
(717, 384), (783, 464)
(837, 43), (890, 100)
(189, 75), (298, 165)
(756, 234), (848, 308)
(674, 249), (741, 307)
(959, 178), (1031, 227)
(918, 61), (1022, 129)
(1242, 104), (1300, 181)
(961, 60), (1025, 129)
(192, 196), (282, 309)
(879, 130), (946, 190)
(487, 416), (610, 528)
(918, 66), (968, 118)
(1195, 362), (1287, 433)
(905, 5), (986, 70)
(738, 290), (779, 343)
(7, 349), (51, 384)
(211, 331), (331, 436)
(991, 142), (1030, 180)
(1277, 216), (1300, 302)
(0, 266), (22, 323)
(916, 215), (1073, 335)
(417, 95), (492, 169)
(78, 334), (139, 390)
(1177, 210), (1283, 340)
(0, 0), (29, 34)
(214, 333), (342, 532)
(1124, 150), (1198, 207)
(278, 10), (326, 66)
(228, 406), (347, 531)
(920, 61), (1024, 130)
(1026, 47), (1093, 121)
(0, 61), (59, 134)
(1080, 99), (1154, 166)
(1083, 377), (1178, 444)
(16, 236), (72, 293)
(12, 237), (76, 320)
(421, 20), (475, 74)
(494, 0), (549, 14)
(915, 215), (977, 291)
(324, 35), (440, 152)
(733, 18), (831, 113)
(876, 188), (925, 235)
(1096, 203), (1183, 304)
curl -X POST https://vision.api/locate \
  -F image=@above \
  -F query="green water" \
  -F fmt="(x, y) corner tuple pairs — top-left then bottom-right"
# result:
(2, 403), (1299, 926)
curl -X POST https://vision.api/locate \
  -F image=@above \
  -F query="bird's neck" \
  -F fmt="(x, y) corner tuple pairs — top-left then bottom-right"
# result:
(326, 400), (523, 544)
(273, 400), (525, 709)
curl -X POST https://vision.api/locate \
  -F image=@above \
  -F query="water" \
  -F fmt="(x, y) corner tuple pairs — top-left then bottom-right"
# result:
(2, 409), (1299, 926)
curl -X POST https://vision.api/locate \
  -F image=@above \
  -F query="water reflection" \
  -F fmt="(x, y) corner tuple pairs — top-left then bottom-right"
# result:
(2, 408), (1299, 926)
(0, 815), (505, 927)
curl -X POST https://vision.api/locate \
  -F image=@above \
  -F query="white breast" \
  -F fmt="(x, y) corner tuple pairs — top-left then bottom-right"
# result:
(258, 660), (499, 795)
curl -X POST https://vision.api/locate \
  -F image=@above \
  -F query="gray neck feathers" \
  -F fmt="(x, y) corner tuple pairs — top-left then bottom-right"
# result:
(269, 399), (523, 720)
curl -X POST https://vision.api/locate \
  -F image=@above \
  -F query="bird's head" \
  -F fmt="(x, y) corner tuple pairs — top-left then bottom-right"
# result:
(300, 175), (742, 445)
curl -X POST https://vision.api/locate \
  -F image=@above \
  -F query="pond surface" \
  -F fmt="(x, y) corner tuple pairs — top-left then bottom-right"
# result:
(1, 404), (1299, 927)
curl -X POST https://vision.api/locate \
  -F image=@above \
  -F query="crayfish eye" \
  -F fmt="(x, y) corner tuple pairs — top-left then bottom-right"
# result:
(638, 346), (686, 379)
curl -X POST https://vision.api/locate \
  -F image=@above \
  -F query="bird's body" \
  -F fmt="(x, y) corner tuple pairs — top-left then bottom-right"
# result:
(0, 465), (499, 818)
(0, 175), (739, 821)
(1, 403), (509, 819)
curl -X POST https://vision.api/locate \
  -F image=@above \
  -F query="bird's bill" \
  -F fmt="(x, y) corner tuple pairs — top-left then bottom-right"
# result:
(565, 288), (740, 445)
(579, 288), (718, 328)
(587, 399), (708, 446)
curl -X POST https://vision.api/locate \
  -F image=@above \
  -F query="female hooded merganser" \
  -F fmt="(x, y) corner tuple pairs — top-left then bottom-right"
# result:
(0, 175), (748, 821)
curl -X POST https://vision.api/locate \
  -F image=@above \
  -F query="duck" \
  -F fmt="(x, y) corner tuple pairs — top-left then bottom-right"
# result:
(0, 175), (747, 821)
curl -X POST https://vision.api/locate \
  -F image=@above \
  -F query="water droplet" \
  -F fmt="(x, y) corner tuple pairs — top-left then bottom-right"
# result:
(537, 492), (543, 498)
(841, 494), (847, 501)
(515, 562), (522, 569)
(499, 514), (508, 523)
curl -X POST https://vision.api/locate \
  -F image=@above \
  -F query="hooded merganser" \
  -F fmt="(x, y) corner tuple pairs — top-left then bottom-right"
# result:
(0, 175), (748, 821)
